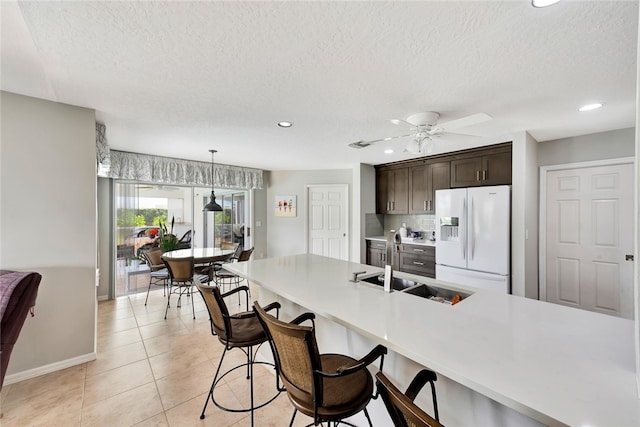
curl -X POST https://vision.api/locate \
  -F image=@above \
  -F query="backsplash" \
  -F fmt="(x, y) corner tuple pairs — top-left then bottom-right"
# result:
(385, 214), (436, 236)
(365, 213), (435, 236)
(365, 214), (384, 236)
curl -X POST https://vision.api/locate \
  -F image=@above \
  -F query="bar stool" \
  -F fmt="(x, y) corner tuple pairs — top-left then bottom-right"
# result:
(254, 301), (388, 427)
(194, 277), (281, 426)
(375, 370), (441, 427)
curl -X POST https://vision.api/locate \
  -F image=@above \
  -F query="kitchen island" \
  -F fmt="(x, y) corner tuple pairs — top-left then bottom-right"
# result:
(225, 254), (639, 426)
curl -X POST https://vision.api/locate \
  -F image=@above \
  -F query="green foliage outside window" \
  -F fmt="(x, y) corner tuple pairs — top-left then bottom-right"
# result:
(152, 213), (168, 226)
(117, 208), (168, 227)
(117, 210), (146, 227)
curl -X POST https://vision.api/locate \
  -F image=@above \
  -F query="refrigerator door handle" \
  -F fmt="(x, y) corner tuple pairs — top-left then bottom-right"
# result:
(469, 196), (474, 260)
(461, 197), (466, 260)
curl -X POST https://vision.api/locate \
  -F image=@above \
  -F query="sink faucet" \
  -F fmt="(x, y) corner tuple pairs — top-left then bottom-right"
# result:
(384, 230), (400, 293)
(350, 270), (367, 283)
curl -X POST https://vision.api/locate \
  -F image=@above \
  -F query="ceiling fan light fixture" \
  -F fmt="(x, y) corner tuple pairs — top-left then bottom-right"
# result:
(578, 103), (603, 112)
(531, 0), (560, 8)
(277, 121), (293, 128)
(405, 139), (423, 154)
(203, 149), (223, 212)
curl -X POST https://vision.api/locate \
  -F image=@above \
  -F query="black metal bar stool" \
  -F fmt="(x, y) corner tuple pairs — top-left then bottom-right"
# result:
(194, 277), (281, 426)
(376, 369), (441, 427)
(254, 301), (388, 427)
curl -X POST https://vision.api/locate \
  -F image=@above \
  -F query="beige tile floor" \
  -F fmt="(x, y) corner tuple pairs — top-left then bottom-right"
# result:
(0, 283), (374, 426)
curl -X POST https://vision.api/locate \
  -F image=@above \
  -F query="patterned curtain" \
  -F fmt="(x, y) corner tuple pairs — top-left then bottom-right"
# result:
(106, 150), (263, 189)
(96, 123), (110, 174)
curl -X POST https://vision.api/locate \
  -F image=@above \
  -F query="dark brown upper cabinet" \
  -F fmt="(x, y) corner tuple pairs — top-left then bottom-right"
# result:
(409, 161), (450, 213)
(376, 168), (408, 214)
(450, 150), (512, 188)
(375, 142), (512, 214)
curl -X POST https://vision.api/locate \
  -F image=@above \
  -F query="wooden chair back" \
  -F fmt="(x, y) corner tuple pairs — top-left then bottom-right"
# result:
(143, 249), (164, 271)
(194, 279), (231, 338)
(254, 302), (323, 407)
(376, 371), (442, 427)
(162, 256), (194, 283)
(237, 247), (254, 262)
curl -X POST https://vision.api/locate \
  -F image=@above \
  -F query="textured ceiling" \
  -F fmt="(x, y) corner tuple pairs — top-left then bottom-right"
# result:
(1, 1), (637, 170)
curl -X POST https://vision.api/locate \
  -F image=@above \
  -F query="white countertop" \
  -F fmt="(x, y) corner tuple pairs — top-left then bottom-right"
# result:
(226, 254), (639, 426)
(366, 235), (436, 246)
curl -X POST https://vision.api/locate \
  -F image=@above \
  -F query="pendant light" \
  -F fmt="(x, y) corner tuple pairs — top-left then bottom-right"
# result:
(203, 149), (223, 212)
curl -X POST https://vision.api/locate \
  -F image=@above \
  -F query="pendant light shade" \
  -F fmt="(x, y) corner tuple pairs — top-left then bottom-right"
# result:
(203, 149), (223, 212)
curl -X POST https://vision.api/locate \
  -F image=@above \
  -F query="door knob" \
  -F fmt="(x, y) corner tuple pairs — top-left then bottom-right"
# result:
(625, 254), (634, 261)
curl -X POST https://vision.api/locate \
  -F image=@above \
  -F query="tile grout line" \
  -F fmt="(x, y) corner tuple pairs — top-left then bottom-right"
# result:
(130, 293), (169, 425)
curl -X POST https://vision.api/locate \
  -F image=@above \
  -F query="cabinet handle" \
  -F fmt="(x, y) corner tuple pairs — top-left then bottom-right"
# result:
(413, 248), (425, 252)
(483, 170), (487, 180)
(413, 261), (425, 266)
(428, 200), (432, 211)
(476, 171), (481, 181)
(392, 201), (395, 210)
(424, 201), (427, 211)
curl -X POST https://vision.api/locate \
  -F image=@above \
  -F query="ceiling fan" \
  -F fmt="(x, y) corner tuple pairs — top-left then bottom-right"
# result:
(348, 111), (492, 154)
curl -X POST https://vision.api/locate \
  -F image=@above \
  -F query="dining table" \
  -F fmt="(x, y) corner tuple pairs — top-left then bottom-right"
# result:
(162, 247), (235, 264)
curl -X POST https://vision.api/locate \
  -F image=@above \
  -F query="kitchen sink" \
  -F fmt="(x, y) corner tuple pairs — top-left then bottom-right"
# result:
(359, 274), (418, 291)
(404, 284), (470, 305)
(359, 274), (471, 305)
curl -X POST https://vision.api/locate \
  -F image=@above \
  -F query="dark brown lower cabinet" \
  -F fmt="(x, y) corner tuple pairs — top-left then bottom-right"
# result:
(366, 240), (398, 269)
(366, 240), (435, 279)
(398, 244), (435, 278)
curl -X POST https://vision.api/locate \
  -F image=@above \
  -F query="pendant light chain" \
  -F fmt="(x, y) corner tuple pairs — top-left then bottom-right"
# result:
(203, 149), (223, 211)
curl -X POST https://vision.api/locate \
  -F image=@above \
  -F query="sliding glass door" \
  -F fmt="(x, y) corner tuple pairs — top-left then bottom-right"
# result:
(113, 182), (248, 297)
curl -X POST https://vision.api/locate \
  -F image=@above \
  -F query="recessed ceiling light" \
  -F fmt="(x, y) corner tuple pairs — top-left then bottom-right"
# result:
(578, 103), (603, 112)
(384, 149), (394, 154)
(532, 0), (560, 8)
(277, 121), (293, 128)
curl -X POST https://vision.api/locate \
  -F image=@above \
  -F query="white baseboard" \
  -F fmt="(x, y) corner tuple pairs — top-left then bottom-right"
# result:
(97, 294), (109, 301)
(4, 352), (97, 385)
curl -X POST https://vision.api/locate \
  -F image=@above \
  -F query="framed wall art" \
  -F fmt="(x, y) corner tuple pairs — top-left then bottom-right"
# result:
(275, 195), (296, 217)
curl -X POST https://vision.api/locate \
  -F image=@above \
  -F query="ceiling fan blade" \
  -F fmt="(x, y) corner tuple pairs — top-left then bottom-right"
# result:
(348, 133), (413, 149)
(438, 130), (483, 138)
(439, 113), (492, 131)
(390, 118), (415, 128)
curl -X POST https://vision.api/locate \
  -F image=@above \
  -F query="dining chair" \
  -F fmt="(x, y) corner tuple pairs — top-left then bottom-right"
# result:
(214, 247), (253, 294)
(161, 255), (208, 319)
(220, 241), (240, 252)
(209, 242), (240, 281)
(177, 229), (193, 249)
(375, 370), (441, 427)
(254, 301), (388, 427)
(194, 277), (281, 426)
(141, 248), (169, 305)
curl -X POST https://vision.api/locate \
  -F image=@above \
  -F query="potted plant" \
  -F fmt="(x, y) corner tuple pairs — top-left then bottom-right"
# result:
(158, 217), (180, 253)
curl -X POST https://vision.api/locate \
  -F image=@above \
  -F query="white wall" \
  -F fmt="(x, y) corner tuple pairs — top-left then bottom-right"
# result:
(97, 177), (111, 299)
(538, 127), (635, 166)
(356, 164), (376, 263)
(266, 169), (353, 258)
(1, 91), (97, 381)
(635, 3), (640, 396)
(511, 131), (539, 298)
(252, 187), (268, 259)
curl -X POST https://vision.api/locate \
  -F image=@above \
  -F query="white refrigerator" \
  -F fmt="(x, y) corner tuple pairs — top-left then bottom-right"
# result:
(435, 185), (510, 293)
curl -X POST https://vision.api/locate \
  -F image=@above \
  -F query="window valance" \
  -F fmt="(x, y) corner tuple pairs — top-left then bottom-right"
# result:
(105, 150), (263, 190)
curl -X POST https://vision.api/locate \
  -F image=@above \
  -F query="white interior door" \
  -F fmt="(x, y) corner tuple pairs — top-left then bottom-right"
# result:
(543, 161), (634, 318)
(307, 184), (349, 260)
